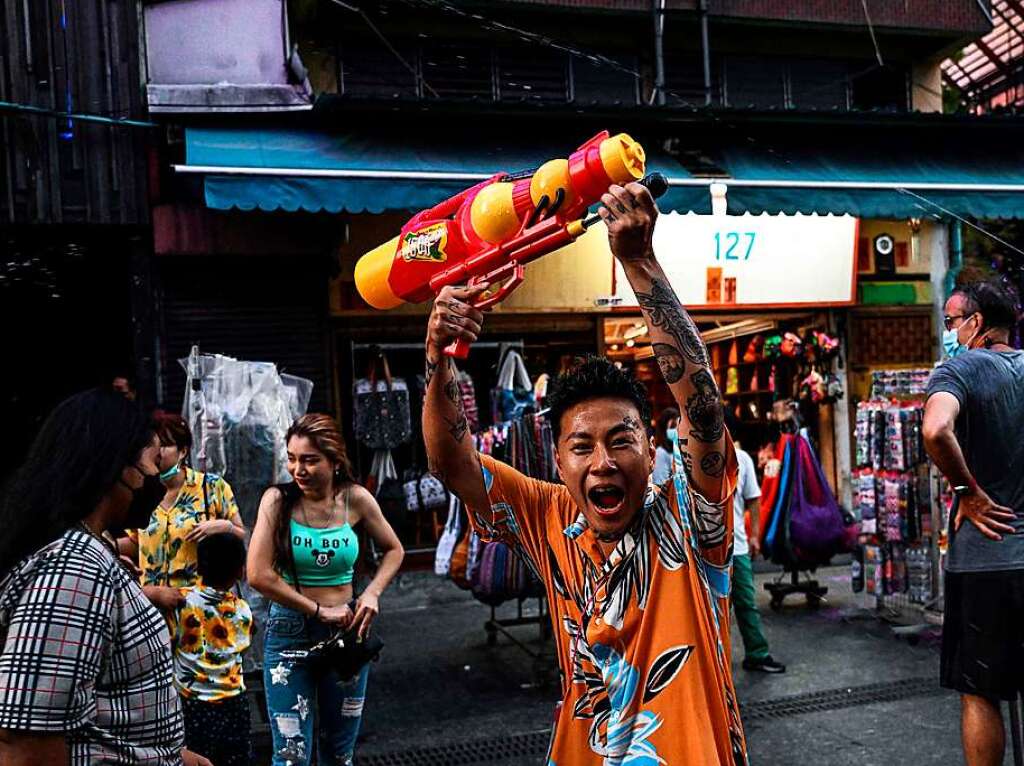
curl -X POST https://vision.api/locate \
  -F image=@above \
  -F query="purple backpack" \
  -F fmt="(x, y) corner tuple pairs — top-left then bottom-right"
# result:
(788, 435), (847, 566)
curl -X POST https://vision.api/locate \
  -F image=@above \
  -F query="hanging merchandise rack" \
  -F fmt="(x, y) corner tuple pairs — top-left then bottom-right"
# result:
(851, 368), (944, 629)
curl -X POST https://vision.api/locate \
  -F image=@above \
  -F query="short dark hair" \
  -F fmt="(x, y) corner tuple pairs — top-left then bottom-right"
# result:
(546, 356), (652, 442)
(955, 280), (1019, 332)
(197, 532), (246, 589)
(153, 411), (193, 453)
(0, 388), (154, 577)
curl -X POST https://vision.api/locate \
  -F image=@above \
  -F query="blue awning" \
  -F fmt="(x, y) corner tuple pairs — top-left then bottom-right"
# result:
(183, 127), (705, 215)
(710, 133), (1024, 219)
(181, 126), (1024, 219)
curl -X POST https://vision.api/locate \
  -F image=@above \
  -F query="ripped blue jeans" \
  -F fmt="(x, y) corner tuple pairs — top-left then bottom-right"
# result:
(263, 603), (370, 766)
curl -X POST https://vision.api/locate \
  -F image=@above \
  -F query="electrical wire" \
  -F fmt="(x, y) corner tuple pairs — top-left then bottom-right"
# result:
(860, 0), (885, 67)
(0, 100), (159, 128)
(897, 188), (1024, 259)
(327, 0), (439, 98)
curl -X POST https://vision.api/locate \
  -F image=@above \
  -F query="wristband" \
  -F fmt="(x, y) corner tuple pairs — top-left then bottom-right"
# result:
(314, 602), (320, 619)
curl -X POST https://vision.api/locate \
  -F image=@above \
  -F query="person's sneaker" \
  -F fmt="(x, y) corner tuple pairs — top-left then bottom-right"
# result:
(743, 656), (786, 674)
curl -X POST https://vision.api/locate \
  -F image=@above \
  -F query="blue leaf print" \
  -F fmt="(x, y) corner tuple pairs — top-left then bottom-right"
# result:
(591, 644), (638, 713)
(588, 644), (665, 765)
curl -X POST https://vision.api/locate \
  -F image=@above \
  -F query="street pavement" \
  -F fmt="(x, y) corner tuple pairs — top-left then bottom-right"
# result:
(254, 564), (1015, 765)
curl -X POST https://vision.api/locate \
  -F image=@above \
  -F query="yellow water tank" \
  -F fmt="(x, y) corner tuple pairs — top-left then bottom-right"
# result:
(354, 236), (403, 309)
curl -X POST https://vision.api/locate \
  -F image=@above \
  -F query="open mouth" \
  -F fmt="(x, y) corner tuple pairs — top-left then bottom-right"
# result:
(587, 485), (626, 516)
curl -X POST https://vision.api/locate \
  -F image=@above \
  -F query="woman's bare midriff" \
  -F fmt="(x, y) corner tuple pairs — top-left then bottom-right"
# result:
(298, 581), (354, 608)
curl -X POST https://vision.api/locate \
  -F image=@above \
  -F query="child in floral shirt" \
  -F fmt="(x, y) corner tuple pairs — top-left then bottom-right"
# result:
(171, 533), (253, 766)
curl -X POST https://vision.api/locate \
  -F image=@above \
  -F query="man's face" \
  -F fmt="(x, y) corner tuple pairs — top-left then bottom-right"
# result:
(943, 294), (981, 349)
(112, 377), (135, 401)
(554, 397), (655, 544)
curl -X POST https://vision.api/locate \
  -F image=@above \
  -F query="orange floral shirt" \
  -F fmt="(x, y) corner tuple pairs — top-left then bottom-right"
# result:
(472, 443), (747, 766)
(171, 585), (252, 702)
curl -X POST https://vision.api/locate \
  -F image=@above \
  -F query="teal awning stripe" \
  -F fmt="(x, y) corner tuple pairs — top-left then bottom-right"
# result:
(186, 127), (696, 215)
(185, 127), (1024, 219)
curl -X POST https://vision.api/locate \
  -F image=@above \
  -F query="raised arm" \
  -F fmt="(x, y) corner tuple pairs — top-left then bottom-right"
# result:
(422, 285), (491, 514)
(599, 182), (729, 501)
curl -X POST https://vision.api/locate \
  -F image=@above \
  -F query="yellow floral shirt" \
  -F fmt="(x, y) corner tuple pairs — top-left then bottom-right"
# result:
(128, 468), (240, 587)
(171, 585), (252, 701)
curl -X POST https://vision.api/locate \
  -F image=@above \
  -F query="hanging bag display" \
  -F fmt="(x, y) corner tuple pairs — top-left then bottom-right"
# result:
(403, 469), (451, 514)
(491, 349), (535, 424)
(788, 435), (847, 566)
(371, 450), (409, 541)
(354, 353), (411, 450)
(434, 495), (463, 577)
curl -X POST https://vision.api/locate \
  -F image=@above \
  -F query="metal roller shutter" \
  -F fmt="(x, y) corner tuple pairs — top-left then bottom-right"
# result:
(158, 254), (331, 414)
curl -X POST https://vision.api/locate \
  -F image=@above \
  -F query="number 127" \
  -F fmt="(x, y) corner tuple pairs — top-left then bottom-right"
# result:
(714, 232), (756, 260)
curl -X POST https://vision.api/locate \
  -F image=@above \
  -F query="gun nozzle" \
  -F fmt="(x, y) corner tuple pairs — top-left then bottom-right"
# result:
(600, 133), (646, 183)
(355, 236), (404, 310)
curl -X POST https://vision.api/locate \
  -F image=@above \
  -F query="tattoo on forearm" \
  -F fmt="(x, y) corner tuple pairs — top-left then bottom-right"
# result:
(446, 413), (469, 443)
(427, 457), (448, 484)
(652, 343), (685, 384)
(685, 369), (725, 443)
(443, 361), (469, 443)
(425, 356), (440, 388)
(635, 279), (709, 367)
(700, 451), (726, 478)
(444, 376), (460, 407)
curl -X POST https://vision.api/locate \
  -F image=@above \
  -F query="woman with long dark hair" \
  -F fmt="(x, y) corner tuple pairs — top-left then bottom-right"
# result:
(248, 413), (404, 766)
(0, 388), (210, 765)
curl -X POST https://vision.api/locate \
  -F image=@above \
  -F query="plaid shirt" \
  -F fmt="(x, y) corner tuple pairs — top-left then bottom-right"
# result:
(0, 528), (184, 765)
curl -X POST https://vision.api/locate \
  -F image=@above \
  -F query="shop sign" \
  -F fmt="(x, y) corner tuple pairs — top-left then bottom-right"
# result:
(613, 213), (859, 308)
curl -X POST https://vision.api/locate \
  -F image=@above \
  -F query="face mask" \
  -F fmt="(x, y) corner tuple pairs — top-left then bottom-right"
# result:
(666, 428), (678, 444)
(121, 466), (166, 529)
(942, 328), (967, 359)
(159, 461), (182, 482)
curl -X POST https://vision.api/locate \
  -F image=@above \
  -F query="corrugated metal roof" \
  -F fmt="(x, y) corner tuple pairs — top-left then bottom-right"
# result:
(942, 0), (1024, 111)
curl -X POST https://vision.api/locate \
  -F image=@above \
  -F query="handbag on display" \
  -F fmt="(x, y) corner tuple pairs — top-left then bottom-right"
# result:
(354, 353), (411, 450)
(370, 450), (409, 539)
(434, 495), (462, 577)
(491, 349), (535, 424)
(403, 469), (450, 514)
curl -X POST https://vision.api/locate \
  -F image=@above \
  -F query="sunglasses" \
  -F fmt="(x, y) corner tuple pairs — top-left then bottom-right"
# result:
(943, 312), (976, 332)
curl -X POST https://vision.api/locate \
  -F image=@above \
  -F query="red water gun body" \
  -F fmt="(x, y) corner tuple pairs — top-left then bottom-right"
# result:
(355, 131), (664, 357)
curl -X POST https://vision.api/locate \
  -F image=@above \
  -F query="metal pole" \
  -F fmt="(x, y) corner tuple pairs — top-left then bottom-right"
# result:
(700, 0), (712, 105)
(172, 165), (1024, 194)
(651, 0), (666, 106)
(1010, 694), (1024, 766)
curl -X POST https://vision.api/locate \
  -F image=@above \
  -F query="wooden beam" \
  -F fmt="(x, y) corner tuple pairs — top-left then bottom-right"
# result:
(974, 37), (1013, 79)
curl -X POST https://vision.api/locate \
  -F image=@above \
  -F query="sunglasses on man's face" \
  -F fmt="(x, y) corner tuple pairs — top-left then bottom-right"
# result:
(943, 312), (976, 332)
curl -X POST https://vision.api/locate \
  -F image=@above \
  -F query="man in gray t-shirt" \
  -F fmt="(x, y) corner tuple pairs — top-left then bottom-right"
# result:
(924, 279), (1023, 766)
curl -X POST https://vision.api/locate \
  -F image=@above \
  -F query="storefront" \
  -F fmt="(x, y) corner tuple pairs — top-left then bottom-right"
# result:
(172, 118), (1024, 555)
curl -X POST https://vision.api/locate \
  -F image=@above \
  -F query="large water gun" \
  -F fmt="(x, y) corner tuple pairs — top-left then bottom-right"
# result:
(354, 131), (668, 357)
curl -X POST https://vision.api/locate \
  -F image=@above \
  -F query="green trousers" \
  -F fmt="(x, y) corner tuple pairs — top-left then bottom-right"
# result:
(732, 553), (770, 661)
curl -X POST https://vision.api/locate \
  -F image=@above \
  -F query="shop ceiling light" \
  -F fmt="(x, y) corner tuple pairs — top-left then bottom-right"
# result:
(701, 319), (777, 344)
(623, 323), (648, 340)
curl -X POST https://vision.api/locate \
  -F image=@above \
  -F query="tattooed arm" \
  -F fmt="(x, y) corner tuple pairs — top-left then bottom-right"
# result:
(599, 182), (730, 501)
(422, 285), (491, 514)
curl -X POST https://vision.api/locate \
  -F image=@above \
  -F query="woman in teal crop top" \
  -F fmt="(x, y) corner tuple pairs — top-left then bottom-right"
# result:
(248, 414), (404, 766)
